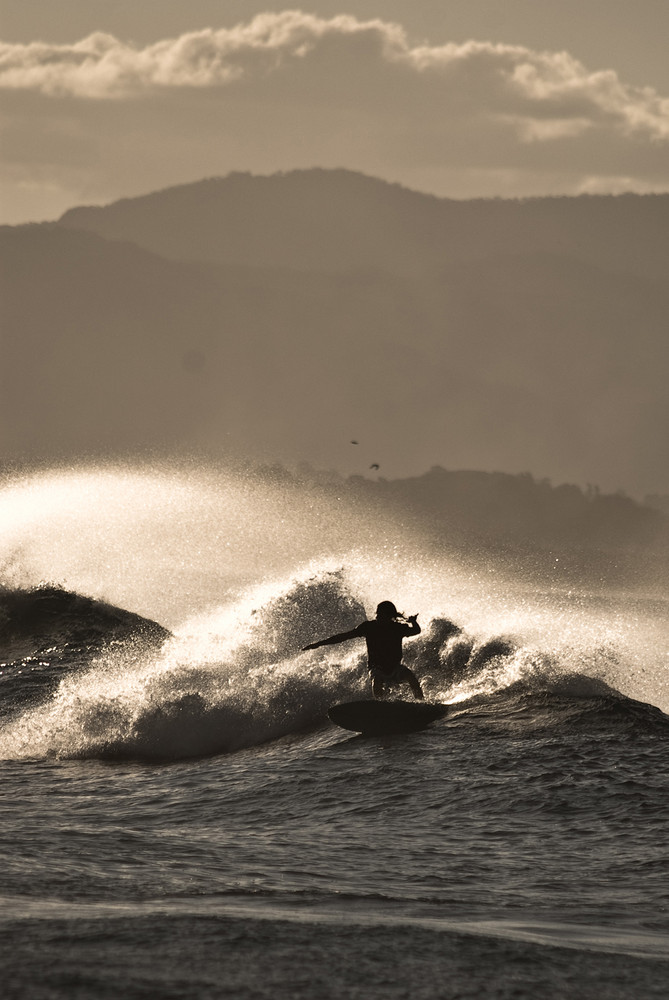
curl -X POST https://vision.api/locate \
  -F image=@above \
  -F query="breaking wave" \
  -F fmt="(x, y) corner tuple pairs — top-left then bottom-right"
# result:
(1, 569), (667, 761)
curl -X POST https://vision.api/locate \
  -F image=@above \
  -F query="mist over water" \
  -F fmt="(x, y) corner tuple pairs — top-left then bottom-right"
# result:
(0, 461), (371, 625)
(1, 460), (667, 763)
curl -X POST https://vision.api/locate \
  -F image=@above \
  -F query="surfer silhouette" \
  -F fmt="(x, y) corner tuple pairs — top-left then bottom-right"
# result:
(303, 600), (424, 700)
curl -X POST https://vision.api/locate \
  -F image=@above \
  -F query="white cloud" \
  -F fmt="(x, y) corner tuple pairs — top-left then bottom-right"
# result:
(1, 12), (668, 139)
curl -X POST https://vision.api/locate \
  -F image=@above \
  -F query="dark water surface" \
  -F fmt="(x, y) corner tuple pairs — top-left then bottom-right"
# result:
(2, 690), (668, 998)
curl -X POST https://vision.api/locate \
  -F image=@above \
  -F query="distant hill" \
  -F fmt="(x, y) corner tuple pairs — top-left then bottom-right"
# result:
(280, 463), (669, 590)
(0, 223), (438, 461)
(2, 169), (669, 496)
(58, 168), (669, 282)
(351, 465), (668, 552)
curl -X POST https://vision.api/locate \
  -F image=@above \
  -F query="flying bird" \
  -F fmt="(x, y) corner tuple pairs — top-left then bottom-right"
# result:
(350, 440), (359, 445)
(370, 463), (380, 471)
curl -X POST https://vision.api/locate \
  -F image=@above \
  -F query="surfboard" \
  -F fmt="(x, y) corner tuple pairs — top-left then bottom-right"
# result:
(328, 700), (448, 736)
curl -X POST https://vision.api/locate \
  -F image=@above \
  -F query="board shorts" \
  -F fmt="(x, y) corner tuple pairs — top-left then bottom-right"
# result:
(369, 663), (416, 686)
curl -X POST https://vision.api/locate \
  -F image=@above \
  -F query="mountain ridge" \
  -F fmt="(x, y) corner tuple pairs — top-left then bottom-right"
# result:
(57, 168), (669, 282)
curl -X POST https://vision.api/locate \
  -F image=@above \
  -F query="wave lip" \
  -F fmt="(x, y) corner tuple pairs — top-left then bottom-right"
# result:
(0, 586), (171, 718)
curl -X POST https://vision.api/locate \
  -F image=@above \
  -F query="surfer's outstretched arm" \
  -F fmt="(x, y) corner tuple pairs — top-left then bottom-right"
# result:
(302, 627), (361, 651)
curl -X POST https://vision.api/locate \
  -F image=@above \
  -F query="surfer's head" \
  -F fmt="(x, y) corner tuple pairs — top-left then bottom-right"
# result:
(376, 601), (398, 620)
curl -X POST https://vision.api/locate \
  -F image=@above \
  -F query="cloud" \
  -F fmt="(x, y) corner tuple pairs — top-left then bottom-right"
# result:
(1, 10), (668, 220)
(1, 12), (668, 139)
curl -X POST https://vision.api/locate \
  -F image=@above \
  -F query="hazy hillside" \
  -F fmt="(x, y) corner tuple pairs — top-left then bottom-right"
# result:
(0, 224), (438, 462)
(58, 169), (669, 282)
(1, 226), (220, 456)
(2, 207), (668, 494)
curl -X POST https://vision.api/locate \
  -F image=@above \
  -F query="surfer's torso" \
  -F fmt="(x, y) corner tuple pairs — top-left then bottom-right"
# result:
(352, 618), (419, 676)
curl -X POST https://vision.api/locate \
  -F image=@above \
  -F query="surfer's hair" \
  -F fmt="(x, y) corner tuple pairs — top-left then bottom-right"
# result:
(376, 601), (398, 619)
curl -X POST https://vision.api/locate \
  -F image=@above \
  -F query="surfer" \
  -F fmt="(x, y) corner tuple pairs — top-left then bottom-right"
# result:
(303, 601), (424, 700)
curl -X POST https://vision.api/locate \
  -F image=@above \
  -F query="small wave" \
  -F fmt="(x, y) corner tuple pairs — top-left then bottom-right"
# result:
(448, 678), (669, 739)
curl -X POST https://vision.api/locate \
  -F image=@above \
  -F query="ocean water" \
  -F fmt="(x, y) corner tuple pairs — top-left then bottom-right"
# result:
(1, 463), (668, 999)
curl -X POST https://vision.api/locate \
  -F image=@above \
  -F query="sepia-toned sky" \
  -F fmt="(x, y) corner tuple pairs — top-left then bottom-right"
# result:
(2, 1), (669, 223)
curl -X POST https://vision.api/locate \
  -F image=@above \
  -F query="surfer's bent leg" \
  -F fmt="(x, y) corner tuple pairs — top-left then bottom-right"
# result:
(397, 665), (424, 700)
(370, 664), (423, 700)
(370, 668), (389, 699)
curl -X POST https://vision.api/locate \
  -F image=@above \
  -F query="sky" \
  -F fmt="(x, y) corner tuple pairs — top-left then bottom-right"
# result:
(1, 2), (669, 223)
